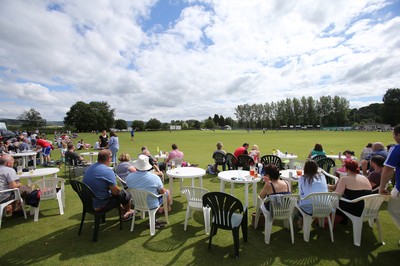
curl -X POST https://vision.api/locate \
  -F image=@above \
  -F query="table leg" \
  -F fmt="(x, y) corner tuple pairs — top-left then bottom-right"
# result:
(33, 154), (37, 168)
(169, 176), (173, 205)
(252, 182), (257, 208)
(244, 183), (249, 209)
(220, 180), (225, 192)
(181, 178), (184, 191)
(22, 157), (27, 168)
(231, 183), (234, 196)
(289, 159), (294, 169)
(199, 176), (203, 188)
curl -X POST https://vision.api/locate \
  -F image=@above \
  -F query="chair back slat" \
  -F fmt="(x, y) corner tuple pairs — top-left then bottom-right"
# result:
(360, 194), (386, 219)
(32, 178), (64, 200)
(70, 180), (96, 213)
(203, 192), (244, 230)
(182, 187), (209, 209)
(225, 153), (238, 170)
(316, 158), (336, 174)
(127, 188), (159, 212)
(261, 155), (284, 170)
(237, 155), (254, 170)
(213, 153), (226, 164)
(305, 192), (341, 218)
(266, 194), (300, 220)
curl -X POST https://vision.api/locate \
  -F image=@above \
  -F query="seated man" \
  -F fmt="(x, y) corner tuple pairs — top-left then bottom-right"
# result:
(82, 150), (134, 221)
(126, 155), (171, 214)
(141, 149), (164, 181)
(165, 143), (185, 166)
(361, 142), (387, 176)
(234, 143), (249, 158)
(367, 155), (385, 190)
(0, 154), (33, 214)
(65, 144), (87, 166)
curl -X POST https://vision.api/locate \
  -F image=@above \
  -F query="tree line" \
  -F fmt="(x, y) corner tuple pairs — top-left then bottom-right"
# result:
(5, 88), (399, 132)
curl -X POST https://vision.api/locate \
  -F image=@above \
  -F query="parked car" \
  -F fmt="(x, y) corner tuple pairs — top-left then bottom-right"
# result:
(0, 129), (16, 143)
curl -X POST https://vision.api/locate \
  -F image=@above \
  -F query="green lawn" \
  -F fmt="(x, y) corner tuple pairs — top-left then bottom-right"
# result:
(1, 130), (399, 265)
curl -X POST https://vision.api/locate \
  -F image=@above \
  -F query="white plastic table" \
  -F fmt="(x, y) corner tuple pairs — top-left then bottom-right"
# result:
(218, 170), (261, 209)
(19, 168), (60, 185)
(80, 152), (99, 163)
(277, 154), (298, 169)
(10, 151), (38, 168)
(166, 167), (206, 204)
(279, 169), (302, 192)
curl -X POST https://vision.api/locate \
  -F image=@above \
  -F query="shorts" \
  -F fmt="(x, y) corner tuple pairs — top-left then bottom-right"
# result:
(158, 191), (168, 205)
(42, 146), (51, 156)
(96, 190), (131, 212)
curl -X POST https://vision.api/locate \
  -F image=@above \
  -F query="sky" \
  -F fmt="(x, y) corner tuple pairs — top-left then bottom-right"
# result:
(0, 0), (399, 122)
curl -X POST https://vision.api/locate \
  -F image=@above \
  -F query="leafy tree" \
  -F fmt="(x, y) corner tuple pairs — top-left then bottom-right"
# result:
(131, 120), (145, 131)
(64, 101), (115, 132)
(17, 108), (46, 129)
(203, 118), (215, 129)
(382, 88), (400, 126)
(186, 119), (201, 129)
(145, 118), (161, 130)
(114, 119), (127, 130)
(213, 114), (220, 126)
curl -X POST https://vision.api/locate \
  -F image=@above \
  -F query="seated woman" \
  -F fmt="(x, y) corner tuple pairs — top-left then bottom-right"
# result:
(298, 160), (328, 215)
(212, 142), (226, 173)
(259, 164), (290, 210)
(334, 160), (372, 221)
(115, 153), (137, 182)
(307, 143), (326, 159)
(336, 150), (355, 176)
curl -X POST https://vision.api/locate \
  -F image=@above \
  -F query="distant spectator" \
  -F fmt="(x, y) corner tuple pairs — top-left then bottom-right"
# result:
(360, 143), (373, 161)
(108, 131), (119, 164)
(165, 144), (184, 165)
(234, 143), (249, 158)
(212, 142), (226, 172)
(98, 130), (109, 150)
(307, 143), (325, 159)
(36, 136), (52, 166)
(361, 142), (387, 176)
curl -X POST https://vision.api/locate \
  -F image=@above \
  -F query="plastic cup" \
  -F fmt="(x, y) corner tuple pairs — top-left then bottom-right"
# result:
(17, 166), (23, 175)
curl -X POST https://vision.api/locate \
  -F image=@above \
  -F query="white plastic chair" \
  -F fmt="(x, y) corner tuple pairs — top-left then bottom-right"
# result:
(296, 192), (341, 242)
(320, 169), (339, 185)
(338, 194), (388, 246)
(127, 188), (169, 236)
(255, 194), (300, 244)
(181, 186), (210, 233)
(0, 188), (27, 228)
(115, 174), (128, 190)
(30, 177), (65, 221)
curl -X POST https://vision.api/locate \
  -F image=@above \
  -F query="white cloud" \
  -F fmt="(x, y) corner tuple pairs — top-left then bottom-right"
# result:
(0, 0), (399, 122)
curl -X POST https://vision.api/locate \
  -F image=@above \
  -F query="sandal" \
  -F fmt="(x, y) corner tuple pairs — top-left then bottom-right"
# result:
(122, 210), (135, 222)
(156, 219), (167, 225)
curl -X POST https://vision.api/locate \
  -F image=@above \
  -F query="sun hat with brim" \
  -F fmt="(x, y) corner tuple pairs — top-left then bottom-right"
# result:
(133, 155), (153, 171)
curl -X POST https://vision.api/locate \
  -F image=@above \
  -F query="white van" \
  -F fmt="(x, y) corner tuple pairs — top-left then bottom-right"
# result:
(0, 122), (7, 130)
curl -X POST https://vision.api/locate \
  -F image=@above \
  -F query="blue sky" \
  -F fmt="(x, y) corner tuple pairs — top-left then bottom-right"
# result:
(0, 0), (399, 121)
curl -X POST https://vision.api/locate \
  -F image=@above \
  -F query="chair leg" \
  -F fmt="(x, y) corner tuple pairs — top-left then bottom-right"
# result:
(242, 216), (248, 242)
(375, 217), (384, 244)
(93, 215), (100, 242)
(327, 216), (335, 242)
(289, 218), (295, 244)
(232, 227), (240, 258)
(149, 210), (157, 236)
(351, 218), (363, 246)
(184, 206), (190, 231)
(254, 207), (260, 229)
(302, 215), (312, 242)
(130, 213), (137, 232)
(208, 224), (216, 250)
(79, 210), (86, 235)
(203, 207), (210, 234)
(57, 192), (64, 215)
(264, 218), (273, 244)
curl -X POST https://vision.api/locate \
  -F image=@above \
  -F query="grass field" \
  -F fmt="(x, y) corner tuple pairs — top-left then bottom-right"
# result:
(1, 129), (399, 265)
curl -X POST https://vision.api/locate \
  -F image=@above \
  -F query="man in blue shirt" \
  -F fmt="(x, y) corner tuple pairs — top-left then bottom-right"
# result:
(126, 155), (170, 212)
(83, 149), (134, 221)
(380, 125), (400, 246)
